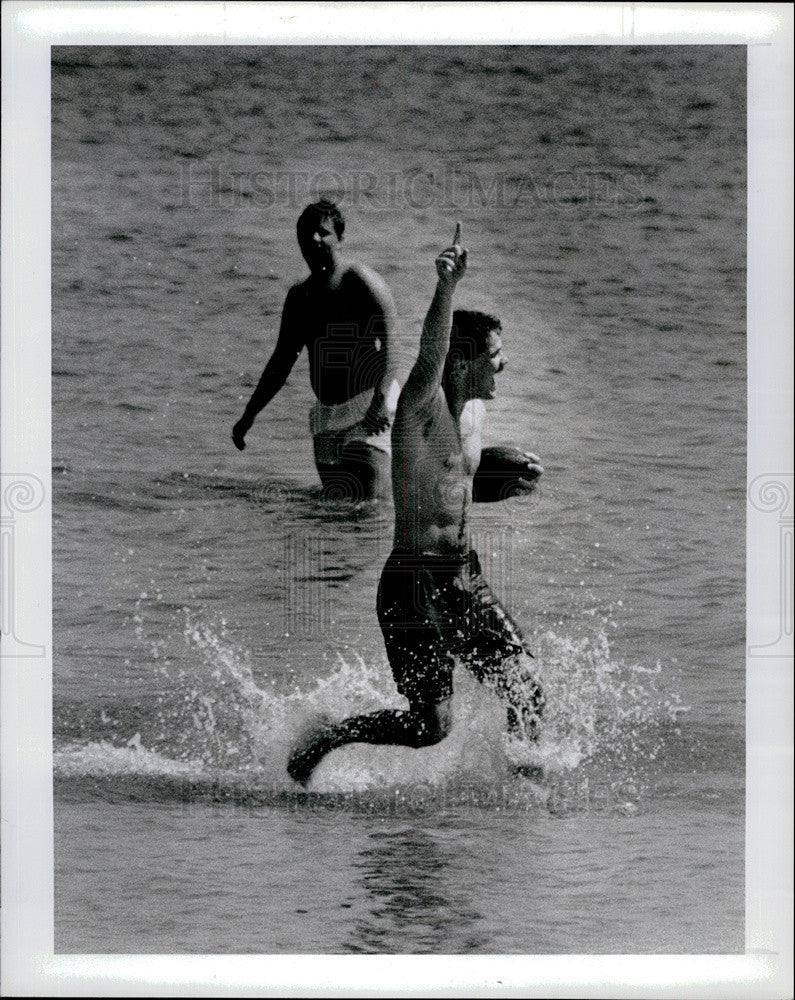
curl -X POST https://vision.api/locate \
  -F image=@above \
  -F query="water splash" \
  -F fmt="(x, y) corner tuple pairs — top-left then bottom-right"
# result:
(504, 628), (690, 786)
(55, 605), (687, 805)
(56, 740), (201, 779)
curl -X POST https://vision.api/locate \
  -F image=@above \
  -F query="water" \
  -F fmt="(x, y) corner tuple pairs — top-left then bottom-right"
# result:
(52, 45), (745, 953)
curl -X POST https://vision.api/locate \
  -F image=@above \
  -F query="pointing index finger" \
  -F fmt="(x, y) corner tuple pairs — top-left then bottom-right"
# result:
(453, 222), (462, 246)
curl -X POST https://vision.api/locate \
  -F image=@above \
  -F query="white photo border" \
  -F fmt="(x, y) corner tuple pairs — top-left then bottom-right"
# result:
(2, 2), (792, 996)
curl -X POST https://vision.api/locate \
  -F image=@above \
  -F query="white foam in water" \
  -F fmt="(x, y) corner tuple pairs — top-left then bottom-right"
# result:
(309, 667), (510, 793)
(56, 605), (687, 797)
(135, 608), (516, 791)
(55, 740), (203, 778)
(522, 628), (690, 774)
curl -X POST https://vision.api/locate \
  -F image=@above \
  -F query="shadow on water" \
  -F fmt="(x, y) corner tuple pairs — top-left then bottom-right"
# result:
(342, 828), (490, 954)
(57, 465), (390, 519)
(56, 466), (393, 553)
(162, 470), (393, 528)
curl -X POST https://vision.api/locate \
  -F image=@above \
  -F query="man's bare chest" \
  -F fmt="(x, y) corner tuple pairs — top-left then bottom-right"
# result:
(419, 401), (482, 479)
(298, 289), (380, 347)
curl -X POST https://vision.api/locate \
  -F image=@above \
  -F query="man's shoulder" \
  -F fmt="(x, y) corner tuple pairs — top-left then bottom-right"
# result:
(279, 282), (310, 337)
(345, 261), (378, 283)
(343, 262), (391, 298)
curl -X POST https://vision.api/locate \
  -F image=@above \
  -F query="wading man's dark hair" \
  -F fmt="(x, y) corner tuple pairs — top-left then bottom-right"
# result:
(296, 200), (345, 242)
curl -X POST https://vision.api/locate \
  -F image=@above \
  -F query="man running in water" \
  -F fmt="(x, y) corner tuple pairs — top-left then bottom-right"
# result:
(288, 225), (544, 784)
(232, 200), (402, 500)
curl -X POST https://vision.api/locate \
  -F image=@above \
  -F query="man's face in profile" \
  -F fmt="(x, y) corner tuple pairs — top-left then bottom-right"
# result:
(470, 331), (506, 400)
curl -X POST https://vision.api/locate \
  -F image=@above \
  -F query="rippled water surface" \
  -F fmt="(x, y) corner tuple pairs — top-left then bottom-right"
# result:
(52, 45), (745, 954)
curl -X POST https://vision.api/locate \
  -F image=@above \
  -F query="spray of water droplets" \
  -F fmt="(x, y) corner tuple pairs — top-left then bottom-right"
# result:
(55, 600), (688, 801)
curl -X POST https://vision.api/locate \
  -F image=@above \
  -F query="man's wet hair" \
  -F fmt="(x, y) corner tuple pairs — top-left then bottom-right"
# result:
(296, 200), (345, 242)
(446, 310), (502, 371)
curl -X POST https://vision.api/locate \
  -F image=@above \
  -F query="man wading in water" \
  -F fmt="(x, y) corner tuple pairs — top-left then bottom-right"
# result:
(232, 200), (402, 501)
(288, 225), (545, 784)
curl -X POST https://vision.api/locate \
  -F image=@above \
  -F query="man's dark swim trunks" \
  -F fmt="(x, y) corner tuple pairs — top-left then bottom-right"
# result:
(376, 548), (532, 704)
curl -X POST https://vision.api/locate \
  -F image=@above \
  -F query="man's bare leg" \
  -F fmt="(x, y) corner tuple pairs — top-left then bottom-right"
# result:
(287, 698), (452, 786)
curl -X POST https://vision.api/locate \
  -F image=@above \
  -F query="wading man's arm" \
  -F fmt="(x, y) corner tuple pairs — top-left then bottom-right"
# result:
(356, 267), (402, 433)
(401, 224), (468, 413)
(232, 287), (304, 450)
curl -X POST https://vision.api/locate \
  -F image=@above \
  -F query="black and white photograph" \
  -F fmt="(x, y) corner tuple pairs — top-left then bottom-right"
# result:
(2, 2), (793, 995)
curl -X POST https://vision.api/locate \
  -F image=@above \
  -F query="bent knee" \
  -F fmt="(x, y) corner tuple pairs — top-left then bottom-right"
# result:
(413, 724), (449, 748)
(414, 721), (449, 747)
(412, 702), (452, 747)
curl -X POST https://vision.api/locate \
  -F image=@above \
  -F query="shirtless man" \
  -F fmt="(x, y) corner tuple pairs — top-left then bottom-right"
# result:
(288, 225), (545, 784)
(232, 200), (402, 500)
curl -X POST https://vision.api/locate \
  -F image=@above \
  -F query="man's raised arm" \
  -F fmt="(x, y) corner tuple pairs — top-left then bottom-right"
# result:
(401, 224), (468, 412)
(232, 287), (304, 451)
